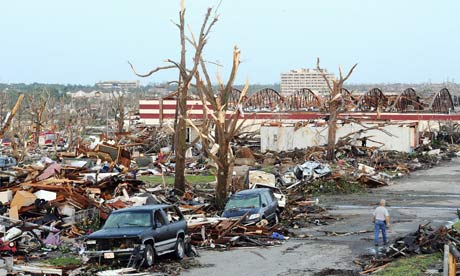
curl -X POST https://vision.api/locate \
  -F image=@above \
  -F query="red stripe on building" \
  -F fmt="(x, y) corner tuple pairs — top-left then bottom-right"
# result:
(140, 112), (460, 121)
(139, 104), (213, 110)
(140, 113), (209, 119)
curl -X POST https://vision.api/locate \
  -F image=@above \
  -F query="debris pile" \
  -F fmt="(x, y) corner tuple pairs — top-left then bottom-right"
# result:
(187, 213), (287, 249)
(0, 135), (287, 275)
(282, 201), (335, 230)
(0, 161), (156, 274)
(357, 223), (460, 274)
(259, 142), (460, 193)
(0, 115), (459, 275)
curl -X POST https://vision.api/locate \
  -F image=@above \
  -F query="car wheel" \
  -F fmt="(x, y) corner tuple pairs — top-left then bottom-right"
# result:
(174, 237), (185, 260)
(143, 244), (155, 267)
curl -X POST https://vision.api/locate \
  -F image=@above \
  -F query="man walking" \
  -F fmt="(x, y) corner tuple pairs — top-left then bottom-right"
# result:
(373, 199), (390, 246)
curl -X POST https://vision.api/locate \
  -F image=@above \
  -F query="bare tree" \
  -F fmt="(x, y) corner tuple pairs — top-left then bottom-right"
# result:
(186, 47), (248, 208)
(317, 58), (357, 160)
(111, 91), (126, 134)
(0, 94), (24, 139)
(129, 0), (218, 195)
(28, 89), (51, 144)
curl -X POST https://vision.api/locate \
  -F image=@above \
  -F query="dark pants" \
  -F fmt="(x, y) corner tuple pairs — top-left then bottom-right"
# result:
(374, 220), (387, 245)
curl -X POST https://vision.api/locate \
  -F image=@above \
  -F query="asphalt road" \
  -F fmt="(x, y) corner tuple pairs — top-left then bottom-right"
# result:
(180, 159), (460, 276)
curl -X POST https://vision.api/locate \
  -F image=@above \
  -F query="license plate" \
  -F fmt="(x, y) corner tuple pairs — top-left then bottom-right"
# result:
(104, 252), (115, 259)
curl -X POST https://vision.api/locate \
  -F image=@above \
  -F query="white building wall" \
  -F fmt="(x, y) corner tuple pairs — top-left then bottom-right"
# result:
(261, 123), (418, 153)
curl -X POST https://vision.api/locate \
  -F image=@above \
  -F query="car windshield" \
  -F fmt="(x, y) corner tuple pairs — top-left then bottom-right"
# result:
(103, 211), (152, 228)
(225, 195), (260, 209)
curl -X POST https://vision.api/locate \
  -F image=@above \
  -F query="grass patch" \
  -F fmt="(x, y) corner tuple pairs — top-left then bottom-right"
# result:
(44, 256), (82, 267)
(452, 220), (460, 230)
(375, 253), (442, 276)
(262, 166), (274, 173)
(140, 175), (216, 186)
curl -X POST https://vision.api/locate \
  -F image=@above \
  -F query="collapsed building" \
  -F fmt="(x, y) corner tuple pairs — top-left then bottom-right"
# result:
(139, 87), (460, 152)
(261, 122), (418, 152)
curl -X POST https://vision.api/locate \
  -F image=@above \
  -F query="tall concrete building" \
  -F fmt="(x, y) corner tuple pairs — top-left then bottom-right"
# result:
(280, 68), (335, 96)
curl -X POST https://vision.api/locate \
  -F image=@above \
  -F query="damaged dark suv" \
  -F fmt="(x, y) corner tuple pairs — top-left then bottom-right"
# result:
(84, 204), (187, 267)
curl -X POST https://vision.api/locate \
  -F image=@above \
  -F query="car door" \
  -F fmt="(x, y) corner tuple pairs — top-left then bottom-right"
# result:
(163, 206), (186, 248)
(163, 207), (177, 245)
(265, 191), (277, 220)
(161, 207), (182, 251)
(268, 190), (278, 212)
(260, 192), (273, 220)
(153, 209), (170, 253)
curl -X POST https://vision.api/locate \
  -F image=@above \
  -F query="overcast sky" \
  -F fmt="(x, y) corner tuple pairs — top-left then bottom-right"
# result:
(1, 0), (459, 85)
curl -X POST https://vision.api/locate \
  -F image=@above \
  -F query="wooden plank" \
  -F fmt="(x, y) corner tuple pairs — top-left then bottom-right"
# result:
(96, 268), (149, 276)
(217, 213), (248, 240)
(9, 205), (18, 220)
(38, 178), (85, 184)
(444, 244), (449, 276)
(359, 263), (390, 274)
(449, 251), (456, 276)
(13, 265), (62, 275)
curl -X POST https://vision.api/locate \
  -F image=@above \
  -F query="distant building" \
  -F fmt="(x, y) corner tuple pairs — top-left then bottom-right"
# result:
(68, 90), (87, 98)
(67, 90), (111, 99)
(96, 80), (140, 90)
(280, 68), (335, 96)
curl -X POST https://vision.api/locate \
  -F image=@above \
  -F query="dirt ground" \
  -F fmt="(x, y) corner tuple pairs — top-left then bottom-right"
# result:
(180, 158), (460, 276)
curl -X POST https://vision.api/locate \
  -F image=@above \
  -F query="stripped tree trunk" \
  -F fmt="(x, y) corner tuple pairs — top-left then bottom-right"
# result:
(187, 47), (248, 208)
(28, 90), (50, 145)
(216, 148), (229, 207)
(327, 100), (338, 160)
(129, 0), (218, 196)
(317, 58), (357, 161)
(174, 85), (187, 194)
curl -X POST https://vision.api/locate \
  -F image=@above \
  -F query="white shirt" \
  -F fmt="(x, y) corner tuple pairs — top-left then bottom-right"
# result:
(374, 206), (389, 221)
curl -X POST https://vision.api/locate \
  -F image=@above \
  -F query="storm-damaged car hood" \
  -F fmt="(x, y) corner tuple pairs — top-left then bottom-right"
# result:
(87, 227), (149, 239)
(222, 207), (260, 218)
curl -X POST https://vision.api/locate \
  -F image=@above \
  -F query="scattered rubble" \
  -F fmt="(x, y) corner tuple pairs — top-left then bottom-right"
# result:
(0, 119), (460, 275)
(0, 133), (285, 275)
(356, 223), (460, 275)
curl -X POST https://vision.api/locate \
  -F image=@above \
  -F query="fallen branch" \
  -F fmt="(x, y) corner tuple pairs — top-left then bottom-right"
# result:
(359, 263), (390, 275)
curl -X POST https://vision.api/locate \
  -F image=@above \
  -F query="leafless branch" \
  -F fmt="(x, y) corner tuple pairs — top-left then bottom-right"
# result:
(203, 59), (222, 67)
(199, 58), (214, 95)
(187, 24), (198, 47)
(165, 59), (187, 76)
(316, 57), (333, 93)
(224, 46), (240, 95)
(170, 19), (180, 29)
(342, 63), (358, 83)
(128, 61), (175, 78)
(166, 80), (180, 86)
